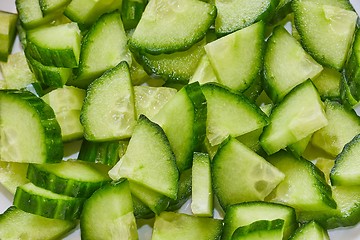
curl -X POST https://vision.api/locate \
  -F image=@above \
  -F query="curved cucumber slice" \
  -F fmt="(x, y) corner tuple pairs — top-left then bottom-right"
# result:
(26, 160), (111, 198)
(13, 182), (85, 220)
(0, 90), (63, 163)
(0, 206), (77, 240)
(231, 219), (285, 240)
(129, 0), (216, 54)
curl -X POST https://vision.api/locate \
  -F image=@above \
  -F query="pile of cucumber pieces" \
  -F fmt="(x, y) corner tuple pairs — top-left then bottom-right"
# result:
(1, 0), (360, 239)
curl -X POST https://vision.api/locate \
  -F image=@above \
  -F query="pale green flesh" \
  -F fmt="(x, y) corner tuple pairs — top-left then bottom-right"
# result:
(1, 98), (46, 163)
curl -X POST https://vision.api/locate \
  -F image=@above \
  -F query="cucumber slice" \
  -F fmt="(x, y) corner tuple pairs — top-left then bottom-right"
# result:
(139, 39), (206, 84)
(266, 151), (337, 212)
(263, 26), (323, 102)
(167, 168), (192, 211)
(214, 0), (279, 36)
(152, 211), (223, 240)
(191, 152), (213, 217)
(121, 0), (147, 30)
(39, 0), (71, 14)
(0, 51), (37, 90)
(0, 161), (29, 194)
(189, 54), (219, 85)
(0, 206), (76, 240)
(311, 100), (360, 157)
(212, 137), (285, 209)
(13, 182), (84, 220)
(289, 220), (329, 240)
(205, 21), (265, 92)
(260, 80), (328, 155)
(64, 0), (122, 29)
(132, 194), (154, 219)
(0, 90), (63, 163)
(0, 11), (18, 62)
(231, 219), (285, 240)
(81, 62), (136, 141)
(108, 115), (179, 200)
(129, 0), (216, 54)
(221, 201), (298, 240)
(202, 83), (269, 146)
(80, 180), (138, 240)
(26, 160), (111, 198)
(330, 134), (360, 186)
(292, 0), (357, 70)
(153, 82), (207, 172)
(73, 12), (131, 88)
(287, 134), (312, 157)
(78, 139), (127, 167)
(344, 28), (360, 102)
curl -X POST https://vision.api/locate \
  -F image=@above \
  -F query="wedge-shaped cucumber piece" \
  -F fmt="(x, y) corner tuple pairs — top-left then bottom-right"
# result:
(0, 52), (37, 90)
(13, 182), (84, 220)
(205, 21), (265, 92)
(64, 0), (122, 29)
(121, 0), (147, 30)
(263, 26), (323, 102)
(25, 51), (73, 88)
(189, 54), (218, 85)
(139, 39), (206, 84)
(26, 160), (111, 198)
(129, 181), (170, 215)
(80, 180), (138, 240)
(78, 139), (127, 167)
(345, 28), (360, 102)
(212, 137), (285, 209)
(260, 80), (328, 155)
(0, 206), (76, 240)
(231, 219), (285, 240)
(292, 0), (357, 70)
(340, 74), (360, 109)
(39, 0), (71, 15)
(202, 83), (269, 146)
(0, 90), (63, 163)
(73, 12), (131, 88)
(311, 100), (360, 157)
(152, 211), (223, 240)
(81, 62), (136, 141)
(109, 115), (179, 200)
(153, 82), (207, 172)
(266, 151), (337, 212)
(42, 86), (86, 141)
(0, 11), (18, 62)
(191, 152), (213, 217)
(214, 0), (278, 36)
(298, 185), (360, 229)
(221, 201), (298, 240)
(134, 85), (177, 121)
(26, 22), (80, 68)
(289, 220), (329, 240)
(132, 194), (154, 219)
(129, 0), (216, 54)
(330, 134), (360, 186)
(287, 134), (311, 158)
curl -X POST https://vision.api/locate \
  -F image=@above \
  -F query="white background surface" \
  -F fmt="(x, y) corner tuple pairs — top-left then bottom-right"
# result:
(1, 0), (360, 239)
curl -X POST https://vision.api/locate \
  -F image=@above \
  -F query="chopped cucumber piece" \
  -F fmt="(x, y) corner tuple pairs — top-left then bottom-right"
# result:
(0, 161), (29, 194)
(231, 219), (285, 240)
(0, 11), (18, 62)
(289, 220), (329, 240)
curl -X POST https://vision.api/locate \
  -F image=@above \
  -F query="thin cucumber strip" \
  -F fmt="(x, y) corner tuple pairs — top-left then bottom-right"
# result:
(129, 0), (216, 54)
(0, 206), (77, 240)
(167, 168), (192, 211)
(108, 115), (179, 200)
(26, 160), (111, 198)
(80, 180), (138, 240)
(81, 62), (136, 141)
(0, 90), (63, 163)
(0, 11), (18, 62)
(231, 219), (285, 240)
(13, 182), (85, 220)
(152, 211), (223, 240)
